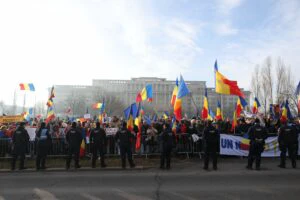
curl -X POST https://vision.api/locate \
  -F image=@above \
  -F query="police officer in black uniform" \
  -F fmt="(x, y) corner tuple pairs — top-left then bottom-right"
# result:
(66, 122), (83, 170)
(35, 122), (52, 170)
(278, 120), (298, 168)
(115, 122), (135, 169)
(203, 120), (220, 170)
(160, 123), (175, 169)
(11, 122), (30, 171)
(246, 118), (268, 170)
(90, 122), (107, 168)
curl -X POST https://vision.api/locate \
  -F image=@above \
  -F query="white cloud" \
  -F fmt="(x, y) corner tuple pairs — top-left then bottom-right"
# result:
(215, 22), (238, 36)
(216, 0), (243, 15)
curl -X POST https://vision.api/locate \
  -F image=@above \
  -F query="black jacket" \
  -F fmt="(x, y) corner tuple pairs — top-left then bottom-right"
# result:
(90, 127), (106, 146)
(115, 127), (134, 147)
(66, 127), (83, 148)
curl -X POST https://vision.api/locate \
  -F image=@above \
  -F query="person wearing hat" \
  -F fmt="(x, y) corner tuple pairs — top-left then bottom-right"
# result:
(203, 120), (220, 170)
(246, 118), (268, 170)
(11, 122), (30, 170)
(35, 122), (52, 170)
(65, 122), (83, 170)
(278, 119), (298, 168)
(90, 122), (107, 168)
(115, 121), (135, 169)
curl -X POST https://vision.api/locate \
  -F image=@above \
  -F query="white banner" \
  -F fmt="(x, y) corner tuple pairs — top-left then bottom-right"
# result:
(220, 134), (300, 157)
(26, 127), (36, 141)
(105, 128), (118, 136)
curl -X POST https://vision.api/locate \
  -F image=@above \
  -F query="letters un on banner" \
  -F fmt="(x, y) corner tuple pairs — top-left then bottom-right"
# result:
(220, 134), (300, 157)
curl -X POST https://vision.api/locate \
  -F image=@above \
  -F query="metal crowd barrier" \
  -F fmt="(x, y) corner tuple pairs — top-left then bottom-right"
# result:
(0, 133), (279, 158)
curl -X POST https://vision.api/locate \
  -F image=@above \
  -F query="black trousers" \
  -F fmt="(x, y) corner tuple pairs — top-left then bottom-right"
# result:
(204, 150), (217, 168)
(66, 146), (80, 168)
(120, 145), (134, 168)
(160, 148), (171, 168)
(247, 143), (263, 169)
(280, 144), (297, 167)
(36, 145), (48, 169)
(11, 152), (25, 170)
(92, 144), (105, 167)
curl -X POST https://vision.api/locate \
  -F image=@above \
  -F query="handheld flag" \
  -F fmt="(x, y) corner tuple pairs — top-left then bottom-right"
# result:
(19, 83), (35, 91)
(216, 100), (223, 120)
(296, 81), (300, 116)
(214, 62), (245, 97)
(170, 78), (179, 106)
(174, 75), (190, 121)
(236, 96), (247, 118)
(201, 88), (209, 120)
(252, 97), (261, 114)
(136, 84), (153, 102)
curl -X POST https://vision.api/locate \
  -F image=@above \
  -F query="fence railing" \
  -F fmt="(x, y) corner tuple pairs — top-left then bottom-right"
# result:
(0, 133), (279, 158)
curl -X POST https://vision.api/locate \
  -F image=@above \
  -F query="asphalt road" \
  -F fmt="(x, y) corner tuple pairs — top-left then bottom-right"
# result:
(0, 158), (300, 200)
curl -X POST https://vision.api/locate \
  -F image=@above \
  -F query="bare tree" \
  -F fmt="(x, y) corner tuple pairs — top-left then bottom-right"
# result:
(250, 64), (261, 98)
(275, 57), (287, 104)
(65, 91), (87, 117)
(0, 100), (5, 115)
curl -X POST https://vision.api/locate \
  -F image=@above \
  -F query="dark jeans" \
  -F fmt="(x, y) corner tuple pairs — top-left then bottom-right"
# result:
(36, 145), (49, 169)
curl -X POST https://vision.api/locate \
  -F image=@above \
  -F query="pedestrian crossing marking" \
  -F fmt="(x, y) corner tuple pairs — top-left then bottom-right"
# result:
(33, 188), (58, 200)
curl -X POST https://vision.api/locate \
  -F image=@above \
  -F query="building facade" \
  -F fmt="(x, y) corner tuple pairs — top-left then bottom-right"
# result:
(52, 77), (250, 119)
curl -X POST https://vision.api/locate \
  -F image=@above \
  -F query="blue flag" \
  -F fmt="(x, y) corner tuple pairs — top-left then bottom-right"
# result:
(177, 75), (190, 98)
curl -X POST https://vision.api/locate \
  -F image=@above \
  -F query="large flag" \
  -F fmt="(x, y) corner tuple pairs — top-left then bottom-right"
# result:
(201, 88), (209, 120)
(252, 97), (261, 114)
(174, 75), (190, 121)
(216, 100), (223, 120)
(19, 83), (35, 91)
(170, 78), (179, 106)
(295, 81), (300, 116)
(214, 61), (245, 97)
(236, 96), (247, 118)
(136, 84), (153, 102)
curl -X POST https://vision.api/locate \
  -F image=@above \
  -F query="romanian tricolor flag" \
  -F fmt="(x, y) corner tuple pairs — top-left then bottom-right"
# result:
(240, 138), (250, 150)
(79, 139), (85, 158)
(280, 100), (292, 122)
(236, 96), (247, 118)
(92, 103), (103, 110)
(19, 83), (35, 91)
(214, 61), (245, 98)
(295, 81), (300, 116)
(45, 106), (55, 124)
(216, 100), (223, 121)
(231, 109), (238, 132)
(22, 111), (30, 121)
(208, 109), (215, 121)
(124, 103), (138, 131)
(201, 88), (209, 120)
(163, 111), (169, 120)
(136, 84), (153, 103)
(174, 75), (190, 121)
(171, 78), (179, 106)
(252, 97), (261, 114)
(135, 103), (142, 151)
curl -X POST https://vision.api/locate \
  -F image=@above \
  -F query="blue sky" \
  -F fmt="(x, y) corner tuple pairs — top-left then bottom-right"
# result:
(0, 0), (299, 106)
